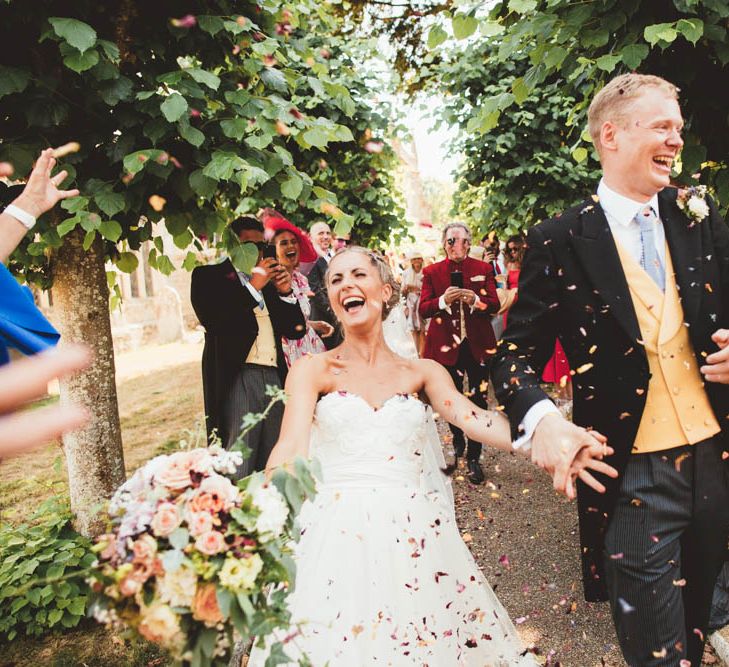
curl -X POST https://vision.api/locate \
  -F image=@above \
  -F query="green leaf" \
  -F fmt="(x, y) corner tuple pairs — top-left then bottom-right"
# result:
(82, 230), (96, 251)
(99, 77), (133, 106)
(620, 44), (650, 69)
(98, 220), (122, 242)
(122, 150), (166, 176)
(49, 18), (97, 53)
(189, 170), (217, 198)
(221, 119), (248, 140)
(198, 15), (226, 35)
(260, 68), (288, 94)
(63, 49), (99, 74)
(187, 68), (221, 90)
(230, 242), (260, 273)
(0, 66), (30, 98)
(97, 39), (120, 62)
(595, 54), (622, 72)
(47, 608), (63, 626)
(302, 127), (328, 148)
(202, 151), (245, 181)
(57, 217), (78, 237)
(160, 94), (188, 123)
(182, 252), (198, 271)
(427, 24), (448, 49)
(508, 0), (537, 13)
(95, 191), (125, 217)
(452, 14), (478, 40)
(676, 18), (704, 45)
(511, 77), (530, 105)
(479, 21), (505, 37)
(644, 23), (678, 46)
(61, 196), (90, 214)
(179, 122), (205, 147)
(116, 252), (139, 273)
(281, 173), (303, 200)
(246, 134), (273, 150)
(572, 146), (589, 163)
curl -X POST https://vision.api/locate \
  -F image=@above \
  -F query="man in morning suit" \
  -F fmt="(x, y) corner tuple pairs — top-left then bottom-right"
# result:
(419, 222), (500, 484)
(307, 220), (341, 350)
(491, 73), (729, 666)
(191, 216), (305, 476)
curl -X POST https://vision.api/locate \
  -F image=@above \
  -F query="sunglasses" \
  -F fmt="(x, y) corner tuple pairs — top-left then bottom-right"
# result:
(446, 238), (469, 246)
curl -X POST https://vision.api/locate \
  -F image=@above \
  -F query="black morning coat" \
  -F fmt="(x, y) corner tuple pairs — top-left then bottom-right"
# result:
(190, 258), (305, 448)
(491, 187), (729, 601)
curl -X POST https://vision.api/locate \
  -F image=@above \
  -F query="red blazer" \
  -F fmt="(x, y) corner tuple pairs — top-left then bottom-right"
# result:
(419, 256), (499, 365)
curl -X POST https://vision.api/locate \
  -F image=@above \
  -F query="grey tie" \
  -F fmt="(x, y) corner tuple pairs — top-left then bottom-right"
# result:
(636, 205), (665, 292)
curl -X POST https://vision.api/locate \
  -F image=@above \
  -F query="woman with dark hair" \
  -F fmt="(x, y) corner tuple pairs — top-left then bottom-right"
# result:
(262, 210), (334, 366)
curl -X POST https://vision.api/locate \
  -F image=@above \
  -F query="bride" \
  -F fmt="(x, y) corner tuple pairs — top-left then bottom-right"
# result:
(249, 247), (616, 666)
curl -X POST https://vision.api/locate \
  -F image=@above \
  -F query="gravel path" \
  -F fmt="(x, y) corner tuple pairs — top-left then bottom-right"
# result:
(445, 424), (722, 667)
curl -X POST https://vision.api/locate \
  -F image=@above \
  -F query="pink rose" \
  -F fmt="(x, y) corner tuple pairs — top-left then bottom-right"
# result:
(195, 530), (227, 556)
(188, 511), (214, 537)
(198, 474), (239, 510)
(189, 490), (223, 514)
(151, 503), (181, 537)
(155, 451), (210, 491)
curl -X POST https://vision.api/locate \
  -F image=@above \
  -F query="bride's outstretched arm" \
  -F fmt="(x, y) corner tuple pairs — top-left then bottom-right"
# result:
(419, 359), (618, 495)
(265, 355), (322, 476)
(420, 359), (513, 452)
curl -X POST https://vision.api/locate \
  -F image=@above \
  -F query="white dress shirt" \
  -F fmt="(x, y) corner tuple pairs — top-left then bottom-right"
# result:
(513, 180), (665, 450)
(235, 270), (297, 309)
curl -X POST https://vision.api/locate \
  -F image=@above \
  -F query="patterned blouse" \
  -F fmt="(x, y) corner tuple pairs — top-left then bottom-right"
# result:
(282, 269), (327, 367)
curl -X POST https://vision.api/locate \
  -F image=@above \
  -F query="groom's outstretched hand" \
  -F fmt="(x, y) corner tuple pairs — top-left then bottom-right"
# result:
(532, 413), (617, 500)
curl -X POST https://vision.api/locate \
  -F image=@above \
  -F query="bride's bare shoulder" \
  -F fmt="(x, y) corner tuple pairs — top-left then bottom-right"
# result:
(287, 350), (341, 392)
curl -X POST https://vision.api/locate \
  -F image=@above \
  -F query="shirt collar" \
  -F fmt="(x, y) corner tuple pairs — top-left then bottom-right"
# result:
(597, 179), (660, 228)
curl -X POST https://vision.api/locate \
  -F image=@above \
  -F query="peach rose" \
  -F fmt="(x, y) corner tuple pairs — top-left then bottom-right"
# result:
(155, 450), (209, 490)
(192, 584), (224, 626)
(188, 511), (214, 537)
(138, 603), (181, 646)
(132, 534), (158, 563)
(151, 503), (181, 537)
(119, 575), (142, 597)
(188, 490), (223, 514)
(195, 530), (226, 556)
(198, 474), (239, 510)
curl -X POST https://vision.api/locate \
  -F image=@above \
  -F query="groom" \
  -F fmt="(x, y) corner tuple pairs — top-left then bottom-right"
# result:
(492, 73), (729, 666)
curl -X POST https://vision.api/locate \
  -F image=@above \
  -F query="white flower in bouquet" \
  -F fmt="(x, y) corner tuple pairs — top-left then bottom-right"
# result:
(208, 445), (244, 475)
(151, 502), (182, 537)
(252, 483), (289, 540)
(138, 602), (182, 646)
(155, 450), (213, 490)
(219, 553), (263, 592)
(157, 563), (198, 608)
(687, 195), (709, 220)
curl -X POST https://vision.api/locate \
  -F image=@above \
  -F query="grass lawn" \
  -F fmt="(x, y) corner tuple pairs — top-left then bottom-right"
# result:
(0, 359), (204, 666)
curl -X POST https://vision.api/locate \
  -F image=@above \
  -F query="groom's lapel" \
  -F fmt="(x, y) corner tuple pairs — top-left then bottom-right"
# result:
(659, 188), (703, 328)
(570, 199), (641, 344)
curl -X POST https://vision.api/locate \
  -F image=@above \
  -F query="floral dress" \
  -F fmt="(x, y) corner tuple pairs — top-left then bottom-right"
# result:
(401, 267), (424, 332)
(282, 270), (326, 366)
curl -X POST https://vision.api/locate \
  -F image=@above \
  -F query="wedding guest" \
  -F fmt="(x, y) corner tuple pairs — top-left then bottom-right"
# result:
(492, 73), (729, 667)
(307, 221), (341, 350)
(419, 222), (499, 484)
(0, 346), (90, 458)
(190, 217), (305, 475)
(481, 231), (505, 276)
(401, 250), (426, 356)
(264, 212), (334, 365)
(310, 220), (333, 260)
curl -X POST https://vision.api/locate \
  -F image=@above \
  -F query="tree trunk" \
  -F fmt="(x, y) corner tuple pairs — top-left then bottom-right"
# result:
(52, 228), (126, 537)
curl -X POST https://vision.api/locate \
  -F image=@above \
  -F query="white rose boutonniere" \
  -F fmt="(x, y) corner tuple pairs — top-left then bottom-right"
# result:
(677, 185), (710, 227)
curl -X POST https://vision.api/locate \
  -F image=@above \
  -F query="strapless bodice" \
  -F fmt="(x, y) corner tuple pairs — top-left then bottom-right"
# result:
(311, 392), (429, 489)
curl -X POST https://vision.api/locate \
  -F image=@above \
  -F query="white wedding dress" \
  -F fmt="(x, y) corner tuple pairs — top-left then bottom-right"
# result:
(249, 391), (535, 666)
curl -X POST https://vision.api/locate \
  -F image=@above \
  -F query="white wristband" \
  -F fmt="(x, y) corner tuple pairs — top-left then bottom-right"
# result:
(4, 204), (36, 230)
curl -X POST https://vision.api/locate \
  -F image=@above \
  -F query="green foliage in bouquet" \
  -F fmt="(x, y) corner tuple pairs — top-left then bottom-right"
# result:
(0, 497), (95, 641)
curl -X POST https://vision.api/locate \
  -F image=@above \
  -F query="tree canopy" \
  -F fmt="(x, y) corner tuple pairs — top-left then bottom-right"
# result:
(0, 0), (404, 286)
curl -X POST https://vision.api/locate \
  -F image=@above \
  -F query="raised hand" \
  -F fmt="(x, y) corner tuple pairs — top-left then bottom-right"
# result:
(11, 148), (80, 219)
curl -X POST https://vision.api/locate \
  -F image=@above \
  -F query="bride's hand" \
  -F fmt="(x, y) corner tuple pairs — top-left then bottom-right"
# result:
(566, 433), (618, 496)
(310, 320), (335, 338)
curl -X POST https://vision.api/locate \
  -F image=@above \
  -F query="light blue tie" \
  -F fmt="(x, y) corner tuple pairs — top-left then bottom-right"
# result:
(636, 206), (665, 292)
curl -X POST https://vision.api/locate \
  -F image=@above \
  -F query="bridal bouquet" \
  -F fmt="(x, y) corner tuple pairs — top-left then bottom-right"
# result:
(88, 446), (318, 667)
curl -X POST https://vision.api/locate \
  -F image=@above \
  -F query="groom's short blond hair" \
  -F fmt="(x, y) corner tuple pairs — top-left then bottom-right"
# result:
(588, 73), (680, 155)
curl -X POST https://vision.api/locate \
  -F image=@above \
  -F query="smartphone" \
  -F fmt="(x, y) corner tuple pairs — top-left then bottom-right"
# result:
(263, 244), (278, 261)
(450, 271), (464, 288)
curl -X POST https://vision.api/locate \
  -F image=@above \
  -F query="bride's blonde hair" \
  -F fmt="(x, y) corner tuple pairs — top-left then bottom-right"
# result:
(326, 246), (401, 319)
